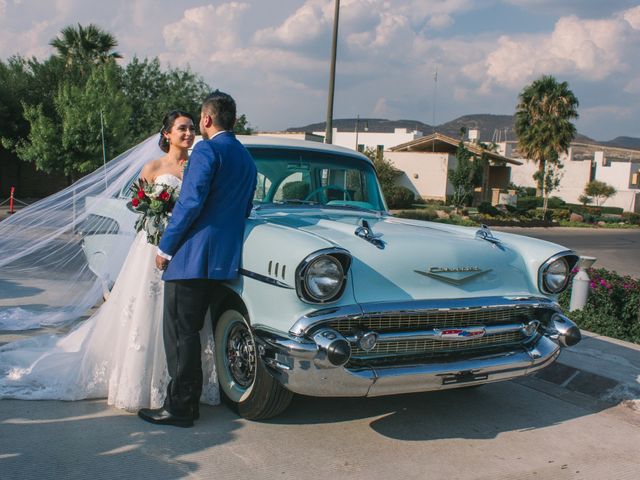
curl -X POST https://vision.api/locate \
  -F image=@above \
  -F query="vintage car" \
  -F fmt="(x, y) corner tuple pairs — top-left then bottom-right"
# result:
(81, 136), (582, 419)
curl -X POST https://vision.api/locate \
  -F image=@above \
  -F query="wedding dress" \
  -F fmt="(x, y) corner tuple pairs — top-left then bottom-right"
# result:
(0, 174), (220, 411)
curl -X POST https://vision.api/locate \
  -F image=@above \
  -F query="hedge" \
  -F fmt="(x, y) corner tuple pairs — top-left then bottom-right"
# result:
(559, 268), (640, 344)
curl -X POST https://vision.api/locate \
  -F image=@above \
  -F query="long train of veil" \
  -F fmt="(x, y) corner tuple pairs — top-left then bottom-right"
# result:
(0, 135), (161, 330)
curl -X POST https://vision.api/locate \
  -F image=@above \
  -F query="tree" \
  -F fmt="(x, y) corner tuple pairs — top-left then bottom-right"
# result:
(15, 61), (131, 179)
(515, 75), (579, 197)
(449, 141), (482, 209)
(534, 160), (564, 216)
(362, 147), (414, 208)
(234, 114), (254, 135)
(578, 194), (593, 206)
(50, 23), (121, 73)
(583, 180), (616, 206)
(0, 56), (64, 149)
(121, 57), (210, 143)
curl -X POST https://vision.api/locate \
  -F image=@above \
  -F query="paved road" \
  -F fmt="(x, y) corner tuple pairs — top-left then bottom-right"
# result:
(1, 371), (639, 480)
(494, 227), (640, 277)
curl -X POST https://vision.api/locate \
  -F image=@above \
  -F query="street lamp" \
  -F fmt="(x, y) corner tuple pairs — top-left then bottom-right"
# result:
(325, 0), (340, 144)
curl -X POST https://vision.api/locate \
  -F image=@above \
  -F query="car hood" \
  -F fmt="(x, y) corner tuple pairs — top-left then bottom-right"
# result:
(254, 210), (559, 304)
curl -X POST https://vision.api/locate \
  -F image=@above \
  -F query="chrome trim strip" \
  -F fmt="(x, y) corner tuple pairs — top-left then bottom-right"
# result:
(344, 323), (529, 343)
(289, 296), (559, 337)
(295, 247), (352, 304)
(239, 268), (294, 289)
(255, 328), (561, 398)
(538, 250), (579, 294)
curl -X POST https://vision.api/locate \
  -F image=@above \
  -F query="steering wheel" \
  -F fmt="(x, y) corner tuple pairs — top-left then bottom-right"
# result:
(304, 185), (352, 202)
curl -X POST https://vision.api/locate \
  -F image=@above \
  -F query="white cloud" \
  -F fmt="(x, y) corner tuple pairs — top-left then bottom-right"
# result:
(623, 5), (640, 30)
(1, 0), (639, 139)
(162, 2), (250, 61)
(254, 0), (330, 46)
(373, 97), (389, 116)
(478, 10), (638, 89)
(624, 75), (640, 94)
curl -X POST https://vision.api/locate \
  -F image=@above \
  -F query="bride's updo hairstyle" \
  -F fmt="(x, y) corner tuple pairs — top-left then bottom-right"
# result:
(158, 110), (194, 153)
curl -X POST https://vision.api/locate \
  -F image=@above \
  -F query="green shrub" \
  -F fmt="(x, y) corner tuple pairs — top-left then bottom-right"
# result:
(282, 181), (309, 200)
(517, 195), (566, 211)
(384, 185), (416, 209)
(395, 208), (438, 221)
(567, 204), (624, 216)
(478, 202), (499, 216)
(559, 268), (640, 344)
(549, 208), (571, 221)
(621, 212), (640, 225)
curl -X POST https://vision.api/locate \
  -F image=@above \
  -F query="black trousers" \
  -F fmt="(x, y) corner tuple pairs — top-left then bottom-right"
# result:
(162, 279), (223, 416)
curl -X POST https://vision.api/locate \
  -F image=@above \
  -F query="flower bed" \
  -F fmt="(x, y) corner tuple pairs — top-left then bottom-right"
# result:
(559, 268), (640, 344)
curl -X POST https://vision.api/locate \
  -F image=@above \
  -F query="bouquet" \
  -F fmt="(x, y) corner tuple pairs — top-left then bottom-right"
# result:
(129, 178), (179, 246)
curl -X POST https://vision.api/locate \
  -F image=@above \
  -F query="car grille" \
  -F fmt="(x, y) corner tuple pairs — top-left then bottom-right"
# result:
(327, 306), (536, 366)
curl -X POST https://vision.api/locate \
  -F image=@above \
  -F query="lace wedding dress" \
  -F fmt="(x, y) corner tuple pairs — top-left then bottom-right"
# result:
(0, 174), (220, 411)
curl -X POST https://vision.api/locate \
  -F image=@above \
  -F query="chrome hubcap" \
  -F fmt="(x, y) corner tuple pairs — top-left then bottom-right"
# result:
(226, 321), (256, 388)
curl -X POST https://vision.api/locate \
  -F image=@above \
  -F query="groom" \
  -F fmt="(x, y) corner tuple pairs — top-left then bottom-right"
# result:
(138, 91), (257, 427)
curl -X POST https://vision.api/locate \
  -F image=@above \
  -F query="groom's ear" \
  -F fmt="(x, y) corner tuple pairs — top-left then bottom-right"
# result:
(201, 112), (213, 129)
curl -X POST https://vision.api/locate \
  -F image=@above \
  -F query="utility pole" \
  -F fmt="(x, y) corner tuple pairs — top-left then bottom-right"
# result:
(325, 0), (340, 144)
(354, 114), (360, 150)
(100, 110), (108, 190)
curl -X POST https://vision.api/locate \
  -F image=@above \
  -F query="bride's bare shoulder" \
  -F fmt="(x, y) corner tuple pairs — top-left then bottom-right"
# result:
(140, 158), (164, 182)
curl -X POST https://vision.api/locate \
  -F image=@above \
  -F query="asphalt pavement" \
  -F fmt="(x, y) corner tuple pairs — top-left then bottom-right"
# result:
(2, 208), (640, 478)
(494, 226), (640, 277)
(1, 329), (639, 480)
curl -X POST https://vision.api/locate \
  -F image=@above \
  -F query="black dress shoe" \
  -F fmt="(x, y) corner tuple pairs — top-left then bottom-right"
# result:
(137, 407), (194, 428)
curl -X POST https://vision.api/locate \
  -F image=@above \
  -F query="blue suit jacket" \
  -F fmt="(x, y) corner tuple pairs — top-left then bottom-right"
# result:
(159, 131), (257, 281)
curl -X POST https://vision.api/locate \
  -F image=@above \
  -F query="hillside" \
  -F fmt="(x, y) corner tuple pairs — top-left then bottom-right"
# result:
(288, 114), (637, 148)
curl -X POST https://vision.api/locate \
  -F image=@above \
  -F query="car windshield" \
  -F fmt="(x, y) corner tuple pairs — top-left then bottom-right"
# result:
(248, 147), (387, 212)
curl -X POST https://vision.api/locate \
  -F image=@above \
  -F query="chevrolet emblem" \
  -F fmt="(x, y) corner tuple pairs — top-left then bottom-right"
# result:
(414, 266), (492, 285)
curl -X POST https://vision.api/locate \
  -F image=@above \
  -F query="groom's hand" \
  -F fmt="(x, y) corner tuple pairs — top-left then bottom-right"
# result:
(156, 255), (169, 271)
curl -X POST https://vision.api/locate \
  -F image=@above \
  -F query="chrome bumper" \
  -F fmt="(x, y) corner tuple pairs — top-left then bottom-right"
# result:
(254, 328), (562, 397)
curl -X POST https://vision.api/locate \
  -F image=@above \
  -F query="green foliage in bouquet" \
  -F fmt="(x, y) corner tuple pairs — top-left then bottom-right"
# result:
(129, 178), (179, 246)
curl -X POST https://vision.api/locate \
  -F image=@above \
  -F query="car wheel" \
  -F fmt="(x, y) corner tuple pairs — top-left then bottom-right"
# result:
(215, 307), (293, 420)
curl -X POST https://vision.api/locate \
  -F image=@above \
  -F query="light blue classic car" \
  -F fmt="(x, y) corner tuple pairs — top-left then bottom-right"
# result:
(82, 136), (581, 419)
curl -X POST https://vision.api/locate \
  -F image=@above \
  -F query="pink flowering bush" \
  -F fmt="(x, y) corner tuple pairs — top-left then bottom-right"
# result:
(559, 268), (640, 344)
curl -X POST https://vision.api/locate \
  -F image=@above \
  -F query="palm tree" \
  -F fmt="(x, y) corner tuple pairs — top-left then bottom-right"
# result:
(50, 23), (122, 69)
(515, 75), (579, 197)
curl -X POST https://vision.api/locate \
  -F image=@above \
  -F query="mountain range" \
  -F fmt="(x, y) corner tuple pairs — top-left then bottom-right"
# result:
(287, 114), (640, 150)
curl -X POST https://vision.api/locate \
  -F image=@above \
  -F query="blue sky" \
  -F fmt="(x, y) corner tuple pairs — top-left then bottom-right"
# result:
(1, 0), (639, 141)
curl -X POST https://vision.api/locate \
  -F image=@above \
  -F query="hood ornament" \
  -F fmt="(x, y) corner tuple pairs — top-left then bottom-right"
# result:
(475, 224), (504, 249)
(354, 219), (385, 249)
(414, 266), (492, 285)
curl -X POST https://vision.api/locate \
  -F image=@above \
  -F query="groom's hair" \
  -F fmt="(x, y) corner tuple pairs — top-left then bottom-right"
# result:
(202, 90), (236, 131)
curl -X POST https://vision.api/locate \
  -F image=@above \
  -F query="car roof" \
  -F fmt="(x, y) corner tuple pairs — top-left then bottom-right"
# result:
(192, 135), (372, 164)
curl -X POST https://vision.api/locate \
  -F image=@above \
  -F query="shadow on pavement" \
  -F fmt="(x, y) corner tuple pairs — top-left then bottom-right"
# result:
(0, 399), (241, 480)
(0, 279), (43, 300)
(266, 379), (611, 441)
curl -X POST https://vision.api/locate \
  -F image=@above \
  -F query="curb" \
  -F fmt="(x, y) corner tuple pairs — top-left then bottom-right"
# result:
(534, 331), (640, 412)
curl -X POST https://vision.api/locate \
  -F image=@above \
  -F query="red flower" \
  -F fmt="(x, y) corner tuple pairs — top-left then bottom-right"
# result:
(159, 191), (170, 202)
(132, 198), (139, 207)
(137, 189), (146, 199)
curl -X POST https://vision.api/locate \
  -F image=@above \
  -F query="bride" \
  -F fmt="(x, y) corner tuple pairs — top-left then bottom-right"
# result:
(0, 111), (219, 411)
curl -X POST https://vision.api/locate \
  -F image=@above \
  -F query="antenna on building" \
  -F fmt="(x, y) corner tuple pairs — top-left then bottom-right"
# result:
(432, 65), (438, 134)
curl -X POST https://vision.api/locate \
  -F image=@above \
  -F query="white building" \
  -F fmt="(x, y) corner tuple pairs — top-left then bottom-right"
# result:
(388, 133), (522, 203)
(502, 141), (640, 212)
(255, 131), (323, 142)
(311, 127), (424, 153)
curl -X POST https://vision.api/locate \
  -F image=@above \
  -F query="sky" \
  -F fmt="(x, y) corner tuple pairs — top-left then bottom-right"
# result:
(1, 0), (639, 141)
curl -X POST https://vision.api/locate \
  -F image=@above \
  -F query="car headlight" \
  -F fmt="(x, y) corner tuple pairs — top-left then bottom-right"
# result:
(539, 252), (578, 294)
(296, 249), (351, 303)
